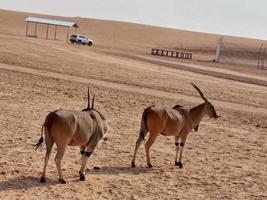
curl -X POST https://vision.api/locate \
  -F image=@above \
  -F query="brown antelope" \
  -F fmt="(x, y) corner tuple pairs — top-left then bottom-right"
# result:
(131, 83), (220, 168)
(34, 88), (108, 184)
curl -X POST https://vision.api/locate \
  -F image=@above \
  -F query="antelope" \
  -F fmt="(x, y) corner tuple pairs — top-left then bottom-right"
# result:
(34, 88), (108, 184)
(131, 83), (220, 168)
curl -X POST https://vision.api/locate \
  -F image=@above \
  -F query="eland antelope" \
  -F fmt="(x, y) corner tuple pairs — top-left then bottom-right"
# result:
(34, 88), (108, 184)
(131, 83), (220, 168)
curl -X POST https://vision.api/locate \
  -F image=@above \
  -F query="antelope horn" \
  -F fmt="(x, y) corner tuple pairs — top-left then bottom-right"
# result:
(87, 87), (90, 109)
(191, 83), (208, 102)
(91, 95), (95, 109)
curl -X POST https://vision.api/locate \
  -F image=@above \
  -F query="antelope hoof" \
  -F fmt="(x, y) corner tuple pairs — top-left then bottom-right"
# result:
(59, 179), (66, 184)
(40, 176), (46, 183)
(175, 161), (183, 168)
(131, 162), (136, 168)
(147, 164), (153, 168)
(93, 166), (100, 170)
(79, 174), (85, 181)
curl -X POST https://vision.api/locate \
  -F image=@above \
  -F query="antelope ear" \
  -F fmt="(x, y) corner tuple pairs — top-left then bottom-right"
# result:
(194, 124), (199, 132)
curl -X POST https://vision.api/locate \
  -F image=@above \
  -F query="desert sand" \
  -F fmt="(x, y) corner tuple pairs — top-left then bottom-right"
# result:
(0, 9), (266, 200)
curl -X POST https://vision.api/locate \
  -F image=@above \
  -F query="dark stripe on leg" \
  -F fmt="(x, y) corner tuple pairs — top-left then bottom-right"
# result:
(175, 142), (179, 146)
(140, 131), (145, 140)
(80, 150), (85, 155)
(180, 143), (184, 147)
(85, 152), (92, 157)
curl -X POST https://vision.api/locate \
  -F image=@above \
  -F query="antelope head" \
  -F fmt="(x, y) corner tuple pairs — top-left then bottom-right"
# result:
(191, 83), (220, 119)
(82, 87), (108, 138)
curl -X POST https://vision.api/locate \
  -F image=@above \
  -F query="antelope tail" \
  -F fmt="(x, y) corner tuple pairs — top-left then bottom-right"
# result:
(33, 110), (58, 150)
(139, 107), (150, 140)
(33, 124), (45, 150)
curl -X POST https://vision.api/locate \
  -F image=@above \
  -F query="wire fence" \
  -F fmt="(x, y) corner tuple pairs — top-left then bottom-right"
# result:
(219, 39), (266, 70)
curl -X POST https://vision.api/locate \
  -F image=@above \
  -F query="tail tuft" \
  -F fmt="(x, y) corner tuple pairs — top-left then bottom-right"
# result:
(33, 137), (44, 150)
(140, 131), (145, 140)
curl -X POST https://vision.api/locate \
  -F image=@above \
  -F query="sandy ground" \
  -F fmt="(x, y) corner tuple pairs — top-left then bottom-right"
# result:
(0, 10), (266, 200)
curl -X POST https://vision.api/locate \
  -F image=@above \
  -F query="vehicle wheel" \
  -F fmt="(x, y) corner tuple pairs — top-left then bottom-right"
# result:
(88, 41), (92, 46)
(78, 40), (81, 44)
(70, 40), (74, 44)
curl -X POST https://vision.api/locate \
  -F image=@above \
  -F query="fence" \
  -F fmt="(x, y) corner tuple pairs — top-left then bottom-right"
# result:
(151, 48), (192, 60)
(215, 38), (266, 69)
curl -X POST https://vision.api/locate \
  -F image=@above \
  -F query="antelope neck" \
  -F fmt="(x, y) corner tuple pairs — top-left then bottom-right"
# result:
(189, 103), (205, 130)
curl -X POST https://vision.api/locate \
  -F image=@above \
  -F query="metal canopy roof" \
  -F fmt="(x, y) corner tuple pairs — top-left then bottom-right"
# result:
(25, 16), (78, 27)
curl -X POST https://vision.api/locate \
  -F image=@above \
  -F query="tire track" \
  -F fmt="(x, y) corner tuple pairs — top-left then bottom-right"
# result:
(0, 63), (266, 115)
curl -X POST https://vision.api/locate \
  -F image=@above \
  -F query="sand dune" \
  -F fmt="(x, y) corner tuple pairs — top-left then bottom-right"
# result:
(0, 9), (266, 200)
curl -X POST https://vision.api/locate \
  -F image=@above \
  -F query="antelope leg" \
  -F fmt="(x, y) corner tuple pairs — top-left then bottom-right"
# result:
(131, 135), (143, 167)
(55, 145), (67, 184)
(145, 133), (158, 168)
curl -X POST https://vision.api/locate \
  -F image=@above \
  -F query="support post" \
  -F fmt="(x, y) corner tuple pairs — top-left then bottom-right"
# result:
(258, 44), (263, 69)
(34, 23), (37, 37)
(46, 24), (49, 40)
(54, 25), (57, 40)
(215, 38), (223, 62)
(26, 21), (29, 36)
(262, 47), (266, 70)
(189, 54), (192, 60)
(66, 27), (70, 42)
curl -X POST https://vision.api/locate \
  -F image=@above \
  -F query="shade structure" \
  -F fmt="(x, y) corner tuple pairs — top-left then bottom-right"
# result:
(25, 16), (78, 41)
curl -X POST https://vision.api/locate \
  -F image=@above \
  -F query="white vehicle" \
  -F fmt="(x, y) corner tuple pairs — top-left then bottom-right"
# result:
(70, 34), (93, 46)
